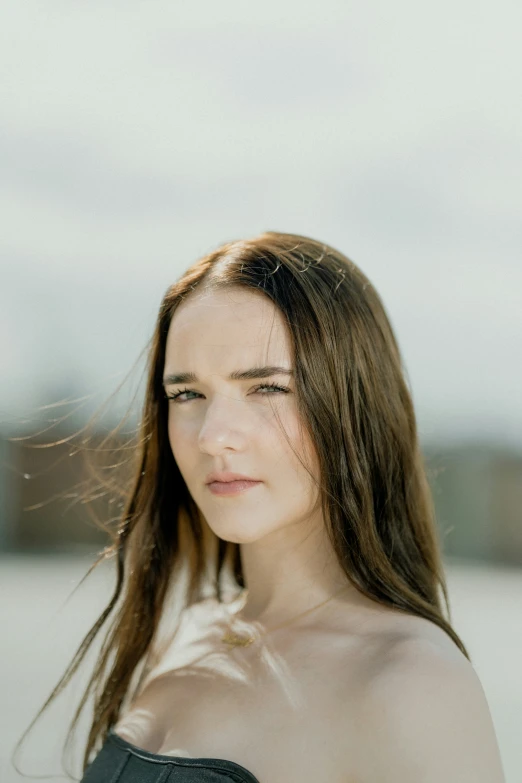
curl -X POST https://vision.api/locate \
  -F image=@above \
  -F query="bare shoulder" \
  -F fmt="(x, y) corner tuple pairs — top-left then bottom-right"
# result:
(353, 633), (506, 783)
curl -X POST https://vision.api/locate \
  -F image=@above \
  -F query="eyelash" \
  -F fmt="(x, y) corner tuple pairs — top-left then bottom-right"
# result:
(165, 382), (290, 404)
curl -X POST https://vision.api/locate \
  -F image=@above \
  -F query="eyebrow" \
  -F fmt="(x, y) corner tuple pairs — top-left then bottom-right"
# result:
(162, 366), (294, 387)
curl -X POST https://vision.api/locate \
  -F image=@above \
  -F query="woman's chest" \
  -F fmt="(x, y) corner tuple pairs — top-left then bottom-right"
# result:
(173, 675), (360, 782)
(114, 635), (376, 783)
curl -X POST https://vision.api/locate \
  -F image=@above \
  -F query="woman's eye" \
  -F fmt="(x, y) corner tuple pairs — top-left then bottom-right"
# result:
(166, 388), (198, 402)
(166, 383), (289, 404)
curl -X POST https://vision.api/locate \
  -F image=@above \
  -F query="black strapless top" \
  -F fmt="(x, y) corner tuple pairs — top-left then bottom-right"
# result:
(80, 729), (261, 783)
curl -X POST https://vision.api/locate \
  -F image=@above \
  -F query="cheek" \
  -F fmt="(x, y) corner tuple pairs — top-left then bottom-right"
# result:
(276, 411), (313, 460)
(167, 414), (190, 464)
(272, 416), (320, 488)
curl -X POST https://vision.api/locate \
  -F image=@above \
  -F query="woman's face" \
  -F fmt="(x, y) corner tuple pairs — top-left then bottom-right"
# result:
(163, 286), (321, 544)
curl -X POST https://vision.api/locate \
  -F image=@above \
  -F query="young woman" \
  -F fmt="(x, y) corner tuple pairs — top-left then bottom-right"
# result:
(18, 231), (505, 782)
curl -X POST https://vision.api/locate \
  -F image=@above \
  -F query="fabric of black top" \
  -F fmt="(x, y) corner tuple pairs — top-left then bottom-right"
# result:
(80, 729), (261, 783)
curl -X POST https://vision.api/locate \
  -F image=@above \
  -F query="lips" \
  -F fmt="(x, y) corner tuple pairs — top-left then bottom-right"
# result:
(205, 471), (260, 484)
(207, 478), (262, 496)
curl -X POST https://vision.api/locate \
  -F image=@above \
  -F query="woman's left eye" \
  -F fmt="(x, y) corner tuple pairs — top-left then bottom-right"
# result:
(252, 382), (290, 395)
(165, 382), (290, 403)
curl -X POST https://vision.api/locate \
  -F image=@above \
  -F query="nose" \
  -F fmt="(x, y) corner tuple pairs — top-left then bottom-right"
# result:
(197, 393), (252, 455)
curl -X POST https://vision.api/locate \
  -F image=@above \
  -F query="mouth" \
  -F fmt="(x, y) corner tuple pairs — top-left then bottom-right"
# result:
(207, 479), (262, 496)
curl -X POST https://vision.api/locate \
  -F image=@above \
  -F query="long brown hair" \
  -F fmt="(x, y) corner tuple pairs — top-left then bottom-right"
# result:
(14, 230), (470, 779)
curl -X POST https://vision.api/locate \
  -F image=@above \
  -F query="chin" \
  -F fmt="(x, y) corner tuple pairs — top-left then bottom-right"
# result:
(214, 529), (263, 545)
(206, 520), (269, 545)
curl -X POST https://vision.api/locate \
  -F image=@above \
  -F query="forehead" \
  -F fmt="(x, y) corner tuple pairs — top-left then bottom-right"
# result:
(165, 287), (292, 366)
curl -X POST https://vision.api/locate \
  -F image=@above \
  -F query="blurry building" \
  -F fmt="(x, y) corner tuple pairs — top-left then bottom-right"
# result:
(0, 429), (521, 566)
(424, 443), (522, 566)
(0, 426), (129, 553)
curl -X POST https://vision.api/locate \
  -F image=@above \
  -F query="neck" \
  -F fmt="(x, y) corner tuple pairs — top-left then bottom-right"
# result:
(234, 516), (353, 625)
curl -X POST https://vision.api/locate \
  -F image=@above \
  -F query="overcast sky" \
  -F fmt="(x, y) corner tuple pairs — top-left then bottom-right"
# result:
(1, 1), (521, 448)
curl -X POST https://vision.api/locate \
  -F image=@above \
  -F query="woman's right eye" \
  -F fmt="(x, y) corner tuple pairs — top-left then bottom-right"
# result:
(166, 387), (197, 402)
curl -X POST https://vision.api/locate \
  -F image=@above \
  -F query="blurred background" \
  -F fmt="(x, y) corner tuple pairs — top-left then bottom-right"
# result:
(1, 1), (521, 781)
